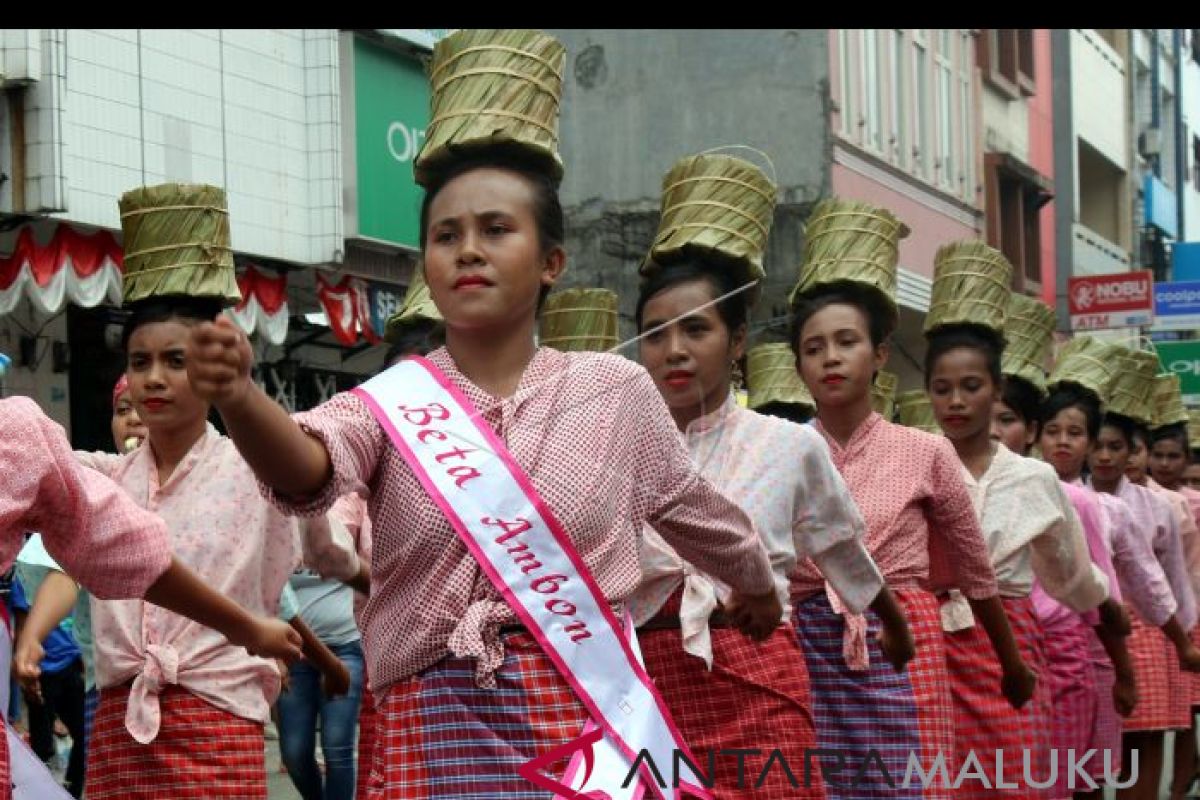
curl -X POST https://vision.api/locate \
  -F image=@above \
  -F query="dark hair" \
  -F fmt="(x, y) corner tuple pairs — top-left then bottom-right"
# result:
(121, 296), (223, 351)
(755, 401), (815, 425)
(789, 282), (894, 357)
(1040, 384), (1102, 441)
(1100, 412), (1139, 449)
(419, 153), (563, 254)
(383, 320), (445, 368)
(1150, 422), (1190, 453)
(1000, 375), (1043, 432)
(923, 324), (1004, 388)
(634, 259), (749, 336)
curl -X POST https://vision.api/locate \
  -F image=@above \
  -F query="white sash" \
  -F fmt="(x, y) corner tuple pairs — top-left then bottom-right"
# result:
(353, 356), (711, 800)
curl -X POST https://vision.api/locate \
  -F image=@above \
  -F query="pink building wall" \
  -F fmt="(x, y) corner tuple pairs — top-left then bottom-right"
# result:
(1029, 29), (1058, 305)
(832, 163), (980, 279)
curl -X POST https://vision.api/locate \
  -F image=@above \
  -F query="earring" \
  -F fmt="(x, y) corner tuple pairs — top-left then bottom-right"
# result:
(731, 360), (745, 392)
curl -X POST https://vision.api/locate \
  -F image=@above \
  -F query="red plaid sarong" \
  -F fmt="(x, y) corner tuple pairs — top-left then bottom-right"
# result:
(1124, 609), (1183, 731)
(368, 631), (589, 799)
(1084, 627), (1124, 781)
(638, 591), (825, 799)
(943, 596), (1052, 799)
(85, 684), (266, 799)
(357, 665), (380, 800)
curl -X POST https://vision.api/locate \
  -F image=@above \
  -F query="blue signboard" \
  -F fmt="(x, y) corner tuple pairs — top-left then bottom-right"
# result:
(1153, 280), (1200, 331)
(368, 283), (405, 337)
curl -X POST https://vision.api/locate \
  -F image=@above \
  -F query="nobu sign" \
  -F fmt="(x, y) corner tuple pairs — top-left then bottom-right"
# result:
(1068, 270), (1155, 331)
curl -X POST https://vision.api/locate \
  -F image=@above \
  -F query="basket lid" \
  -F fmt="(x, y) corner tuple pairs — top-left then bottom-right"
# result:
(118, 183), (239, 307)
(745, 342), (814, 412)
(1001, 293), (1056, 395)
(896, 389), (941, 435)
(924, 240), (1013, 337)
(788, 197), (909, 334)
(414, 29), (566, 187)
(643, 152), (777, 304)
(1153, 373), (1190, 428)
(1047, 336), (1123, 403)
(871, 370), (898, 419)
(384, 268), (443, 344)
(538, 288), (619, 353)
(1105, 348), (1160, 426)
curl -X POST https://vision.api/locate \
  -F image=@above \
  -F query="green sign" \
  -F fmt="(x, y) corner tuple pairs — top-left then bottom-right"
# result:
(353, 37), (429, 248)
(1156, 340), (1200, 399)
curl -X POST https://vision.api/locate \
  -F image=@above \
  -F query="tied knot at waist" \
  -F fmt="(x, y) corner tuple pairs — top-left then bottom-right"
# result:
(126, 643), (180, 744)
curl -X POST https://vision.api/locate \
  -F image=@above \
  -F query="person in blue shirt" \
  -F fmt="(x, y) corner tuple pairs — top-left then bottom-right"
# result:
(12, 565), (87, 798)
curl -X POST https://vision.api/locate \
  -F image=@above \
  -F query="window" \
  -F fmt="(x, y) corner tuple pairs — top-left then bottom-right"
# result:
(960, 31), (974, 199)
(913, 32), (930, 179)
(935, 33), (954, 190)
(978, 29), (1036, 98)
(838, 29), (851, 136)
(862, 29), (882, 152)
(985, 153), (1053, 292)
(891, 30), (907, 167)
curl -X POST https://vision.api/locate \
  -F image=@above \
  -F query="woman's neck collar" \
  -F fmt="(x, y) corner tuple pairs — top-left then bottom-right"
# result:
(445, 318), (538, 399)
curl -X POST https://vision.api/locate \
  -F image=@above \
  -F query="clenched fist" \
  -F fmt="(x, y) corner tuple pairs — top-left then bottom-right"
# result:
(186, 316), (255, 410)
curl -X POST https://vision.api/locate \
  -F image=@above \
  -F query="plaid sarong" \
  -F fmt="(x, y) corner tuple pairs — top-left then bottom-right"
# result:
(1124, 609), (1183, 731)
(368, 631), (588, 799)
(639, 590), (825, 798)
(943, 596), (1052, 799)
(85, 684), (266, 799)
(794, 588), (947, 799)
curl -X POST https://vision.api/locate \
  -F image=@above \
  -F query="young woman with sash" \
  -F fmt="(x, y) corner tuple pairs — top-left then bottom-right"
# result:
(786, 200), (1032, 800)
(632, 153), (912, 799)
(183, 29), (780, 800)
(349, 267), (444, 799)
(919, 246), (1114, 798)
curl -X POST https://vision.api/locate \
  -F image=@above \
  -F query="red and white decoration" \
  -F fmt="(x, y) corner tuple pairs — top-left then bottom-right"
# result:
(1, 224), (291, 344)
(227, 265), (289, 346)
(0, 225), (123, 315)
(316, 274), (383, 346)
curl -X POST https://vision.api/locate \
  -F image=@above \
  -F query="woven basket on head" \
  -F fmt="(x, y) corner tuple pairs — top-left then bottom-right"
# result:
(1047, 336), (1122, 404)
(384, 268), (443, 344)
(871, 370), (898, 419)
(414, 29), (565, 187)
(1188, 410), (1200, 448)
(924, 241), (1013, 337)
(1106, 348), (1160, 426)
(788, 197), (909, 315)
(539, 288), (618, 352)
(643, 153), (776, 293)
(896, 389), (941, 435)
(118, 183), (239, 306)
(1153, 373), (1190, 428)
(1001, 293), (1056, 396)
(746, 343), (814, 412)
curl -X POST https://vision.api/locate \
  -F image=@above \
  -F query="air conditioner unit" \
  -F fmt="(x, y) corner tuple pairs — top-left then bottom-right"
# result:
(1, 29), (41, 86)
(1139, 128), (1163, 157)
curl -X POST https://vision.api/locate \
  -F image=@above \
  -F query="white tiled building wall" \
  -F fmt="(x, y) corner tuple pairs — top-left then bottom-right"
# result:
(9, 28), (342, 266)
(1071, 29), (1129, 171)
